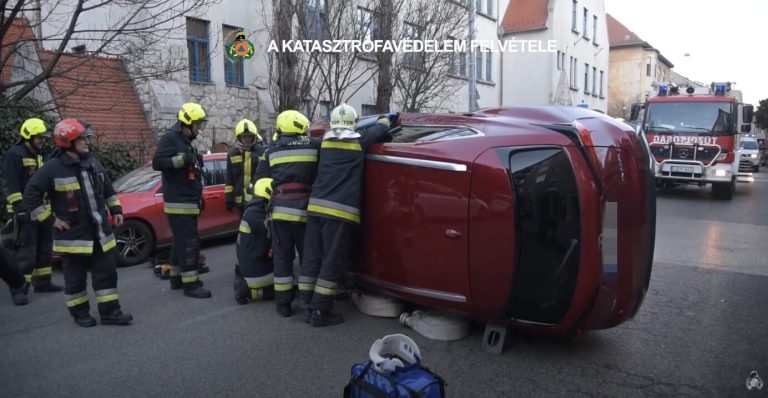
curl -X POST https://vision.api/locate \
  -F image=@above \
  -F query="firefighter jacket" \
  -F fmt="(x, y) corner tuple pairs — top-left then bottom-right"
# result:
(22, 153), (122, 255)
(2, 143), (45, 214)
(253, 134), (321, 223)
(308, 122), (392, 224)
(152, 122), (204, 215)
(225, 145), (265, 207)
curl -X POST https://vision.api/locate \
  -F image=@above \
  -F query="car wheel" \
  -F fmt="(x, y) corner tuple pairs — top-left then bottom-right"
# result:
(114, 219), (155, 267)
(712, 179), (734, 200)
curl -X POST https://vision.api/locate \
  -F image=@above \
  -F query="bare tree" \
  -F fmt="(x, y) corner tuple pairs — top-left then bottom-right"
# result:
(389, 0), (468, 112)
(0, 0), (218, 107)
(371, 0), (400, 113)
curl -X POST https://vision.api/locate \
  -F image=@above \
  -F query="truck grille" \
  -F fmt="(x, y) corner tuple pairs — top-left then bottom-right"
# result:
(650, 144), (719, 165)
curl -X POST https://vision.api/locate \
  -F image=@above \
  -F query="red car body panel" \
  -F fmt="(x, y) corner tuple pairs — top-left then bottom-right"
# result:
(311, 106), (656, 335)
(116, 153), (240, 249)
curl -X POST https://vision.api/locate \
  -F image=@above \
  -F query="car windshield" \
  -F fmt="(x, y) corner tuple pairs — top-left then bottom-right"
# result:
(644, 102), (733, 135)
(740, 141), (758, 150)
(113, 165), (160, 193)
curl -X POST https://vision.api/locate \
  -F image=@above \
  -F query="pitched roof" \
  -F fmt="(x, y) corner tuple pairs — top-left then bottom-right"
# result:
(607, 14), (674, 67)
(35, 50), (152, 142)
(1, 17), (36, 85)
(607, 14), (645, 48)
(502, 0), (549, 34)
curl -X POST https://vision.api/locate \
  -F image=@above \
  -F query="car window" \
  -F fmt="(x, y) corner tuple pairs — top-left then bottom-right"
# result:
(740, 141), (758, 150)
(390, 126), (482, 143)
(203, 159), (227, 186)
(113, 165), (160, 193)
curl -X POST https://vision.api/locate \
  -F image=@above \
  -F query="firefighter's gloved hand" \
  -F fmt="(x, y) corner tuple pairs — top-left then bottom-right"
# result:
(226, 202), (235, 213)
(183, 153), (195, 165)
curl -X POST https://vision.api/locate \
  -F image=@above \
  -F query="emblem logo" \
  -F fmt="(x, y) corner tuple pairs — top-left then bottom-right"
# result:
(226, 30), (255, 60)
(679, 149), (689, 159)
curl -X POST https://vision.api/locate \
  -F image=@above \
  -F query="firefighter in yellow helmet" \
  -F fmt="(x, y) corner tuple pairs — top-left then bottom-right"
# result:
(233, 178), (274, 304)
(151, 102), (211, 298)
(1, 117), (62, 297)
(225, 118), (265, 214)
(253, 110), (320, 317)
(299, 104), (394, 326)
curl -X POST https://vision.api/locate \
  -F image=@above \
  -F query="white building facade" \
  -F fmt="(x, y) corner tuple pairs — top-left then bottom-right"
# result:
(500, 0), (608, 112)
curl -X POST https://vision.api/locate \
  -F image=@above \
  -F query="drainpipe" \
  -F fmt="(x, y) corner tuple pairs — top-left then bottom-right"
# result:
(468, 0), (476, 111)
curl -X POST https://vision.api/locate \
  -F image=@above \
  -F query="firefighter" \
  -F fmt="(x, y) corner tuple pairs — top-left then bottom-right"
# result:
(0, 246), (30, 305)
(233, 177), (274, 304)
(225, 118), (264, 214)
(152, 102), (211, 298)
(1, 118), (62, 293)
(23, 118), (132, 327)
(253, 110), (320, 317)
(299, 104), (394, 326)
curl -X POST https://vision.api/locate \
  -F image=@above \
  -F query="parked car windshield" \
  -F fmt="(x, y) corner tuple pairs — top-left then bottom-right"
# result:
(740, 140), (758, 150)
(113, 165), (161, 193)
(644, 102), (733, 135)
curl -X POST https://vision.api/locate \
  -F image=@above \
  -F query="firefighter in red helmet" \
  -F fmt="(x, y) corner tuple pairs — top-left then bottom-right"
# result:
(22, 118), (133, 327)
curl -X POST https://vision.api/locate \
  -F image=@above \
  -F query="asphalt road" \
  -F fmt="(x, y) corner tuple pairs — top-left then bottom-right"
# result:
(1, 175), (767, 397)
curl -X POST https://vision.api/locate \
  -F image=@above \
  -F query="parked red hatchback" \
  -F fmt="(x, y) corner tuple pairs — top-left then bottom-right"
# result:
(111, 153), (240, 266)
(312, 106), (656, 337)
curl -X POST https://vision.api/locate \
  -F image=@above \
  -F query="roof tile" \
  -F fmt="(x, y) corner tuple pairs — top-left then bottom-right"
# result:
(502, 0), (549, 34)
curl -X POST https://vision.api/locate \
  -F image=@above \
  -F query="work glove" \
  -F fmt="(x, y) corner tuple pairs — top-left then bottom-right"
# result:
(14, 212), (30, 225)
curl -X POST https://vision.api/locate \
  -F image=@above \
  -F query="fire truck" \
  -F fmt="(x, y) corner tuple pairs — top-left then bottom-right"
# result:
(630, 82), (755, 200)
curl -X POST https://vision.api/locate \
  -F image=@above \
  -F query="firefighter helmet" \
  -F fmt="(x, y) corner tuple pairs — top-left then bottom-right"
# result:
(53, 118), (94, 149)
(330, 103), (358, 130)
(275, 110), (309, 135)
(235, 118), (262, 143)
(20, 118), (51, 140)
(252, 178), (273, 200)
(178, 102), (207, 125)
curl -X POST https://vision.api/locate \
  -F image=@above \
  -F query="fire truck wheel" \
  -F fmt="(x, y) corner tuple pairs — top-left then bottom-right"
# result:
(712, 180), (734, 200)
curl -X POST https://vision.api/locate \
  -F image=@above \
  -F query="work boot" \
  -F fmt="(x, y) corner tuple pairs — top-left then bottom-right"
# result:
(198, 265), (210, 274)
(276, 303), (292, 318)
(233, 277), (249, 305)
(169, 275), (183, 290)
(309, 310), (344, 327)
(34, 282), (64, 293)
(101, 311), (134, 325)
(74, 313), (97, 328)
(184, 285), (212, 298)
(303, 308), (312, 324)
(10, 282), (29, 306)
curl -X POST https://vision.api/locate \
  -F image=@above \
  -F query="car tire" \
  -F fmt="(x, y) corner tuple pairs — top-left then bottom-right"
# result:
(712, 179), (734, 200)
(114, 219), (155, 267)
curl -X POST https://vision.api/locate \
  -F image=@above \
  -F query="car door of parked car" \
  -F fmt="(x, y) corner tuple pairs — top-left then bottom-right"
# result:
(198, 158), (239, 235)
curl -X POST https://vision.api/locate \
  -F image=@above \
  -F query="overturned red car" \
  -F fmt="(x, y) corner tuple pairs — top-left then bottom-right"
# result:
(312, 106), (656, 337)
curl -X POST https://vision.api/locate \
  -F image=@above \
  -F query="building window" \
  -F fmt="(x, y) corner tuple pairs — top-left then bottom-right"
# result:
(356, 8), (378, 59)
(476, 52), (483, 80)
(592, 66), (597, 96)
(223, 25), (244, 87)
(584, 63), (589, 94)
(583, 8), (589, 39)
(487, 0), (493, 17)
(646, 62), (651, 77)
(319, 101), (331, 119)
(362, 104), (377, 116)
(599, 70), (604, 98)
(186, 18), (211, 83)
(485, 52), (492, 81)
(556, 51), (561, 70)
(403, 22), (422, 68)
(476, 0), (482, 12)
(592, 15), (598, 45)
(302, 0), (327, 40)
(571, 0), (578, 33)
(570, 56), (577, 89)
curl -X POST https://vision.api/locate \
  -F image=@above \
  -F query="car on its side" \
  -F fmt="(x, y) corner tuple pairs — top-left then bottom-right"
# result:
(310, 106), (656, 337)
(111, 153), (240, 266)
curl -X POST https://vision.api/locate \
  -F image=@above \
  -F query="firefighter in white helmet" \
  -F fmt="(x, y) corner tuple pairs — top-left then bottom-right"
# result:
(298, 104), (395, 326)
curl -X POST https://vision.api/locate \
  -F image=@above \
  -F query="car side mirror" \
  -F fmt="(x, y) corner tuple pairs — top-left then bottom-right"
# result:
(630, 104), (642, 122)
(742, 105), (754, 124)
(740, 124), (752, 133)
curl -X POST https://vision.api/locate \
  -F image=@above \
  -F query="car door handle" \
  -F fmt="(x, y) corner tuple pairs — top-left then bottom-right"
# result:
(445, 229), (462, 239)
(205, 195), (219, 199)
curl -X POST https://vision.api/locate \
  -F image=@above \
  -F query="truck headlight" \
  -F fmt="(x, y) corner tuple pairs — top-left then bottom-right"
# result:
(751, 154), (758, 158)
